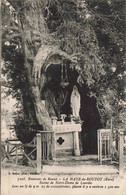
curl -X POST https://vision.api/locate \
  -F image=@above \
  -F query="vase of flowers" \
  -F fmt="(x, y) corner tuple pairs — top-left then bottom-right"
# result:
(60, 114), (67, 124)
(69, 114), (74, 124)
(51, 116), (58, 125)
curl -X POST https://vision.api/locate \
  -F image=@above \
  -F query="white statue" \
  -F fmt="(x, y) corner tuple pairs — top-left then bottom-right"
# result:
(70, 85), (80, 118)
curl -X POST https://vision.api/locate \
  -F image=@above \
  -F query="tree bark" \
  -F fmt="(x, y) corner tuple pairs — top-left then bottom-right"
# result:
(31, 85), (52, 130)
(17, 1), (79, 131)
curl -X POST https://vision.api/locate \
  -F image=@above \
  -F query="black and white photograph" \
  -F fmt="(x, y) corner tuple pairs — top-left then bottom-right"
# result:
(1, 0), (126, 195)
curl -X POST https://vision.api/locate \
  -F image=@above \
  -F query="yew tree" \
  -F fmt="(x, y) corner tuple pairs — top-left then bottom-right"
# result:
(2, 0), (125, 143)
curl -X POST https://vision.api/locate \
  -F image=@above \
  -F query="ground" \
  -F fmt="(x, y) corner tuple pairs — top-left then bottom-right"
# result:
(2, 154), (126, 175)
(2, 155), (126, 195)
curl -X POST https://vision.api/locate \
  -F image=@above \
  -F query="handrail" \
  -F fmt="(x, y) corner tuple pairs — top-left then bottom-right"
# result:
(37, 130), (54, 133)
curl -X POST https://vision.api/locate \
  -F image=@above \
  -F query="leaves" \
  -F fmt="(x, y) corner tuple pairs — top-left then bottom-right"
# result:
(2, 0), (125, 132)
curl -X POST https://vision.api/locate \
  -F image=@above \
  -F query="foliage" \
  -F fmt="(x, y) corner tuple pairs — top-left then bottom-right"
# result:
(2, 0), (126, 138)
(14, 114), (36, 143)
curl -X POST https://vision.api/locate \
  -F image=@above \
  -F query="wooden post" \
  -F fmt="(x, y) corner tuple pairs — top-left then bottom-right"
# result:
(119, 129), (124, 176)
(37, 133), (42, 173)
(99, 130), (103, 165)
(52, 132), (56, 160)
(100, 138), (102, 165)
(97, 130), (100, 161)
(15, 145), (18, 165)
(74, 131), (80, 156)
(110, 118), (112, 130)
(7, 141), (10, 160)
(47, 133), (49, 160)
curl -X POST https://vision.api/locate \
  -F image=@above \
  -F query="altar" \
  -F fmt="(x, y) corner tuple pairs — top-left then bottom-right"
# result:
(52, 122), (81, 157)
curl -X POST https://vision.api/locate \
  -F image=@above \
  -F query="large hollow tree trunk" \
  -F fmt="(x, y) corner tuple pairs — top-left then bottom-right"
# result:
(17, 1), (53, 131)
(15, 0), (103, 133)
(17, 1), (77, 131)
(22, 50), (53, 131)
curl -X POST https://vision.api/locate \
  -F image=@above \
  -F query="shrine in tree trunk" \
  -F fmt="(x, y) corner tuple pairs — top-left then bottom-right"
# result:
(40, 59), (102, 156)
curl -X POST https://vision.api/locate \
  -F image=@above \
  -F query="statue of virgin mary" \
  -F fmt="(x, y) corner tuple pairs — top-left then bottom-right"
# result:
(70, 85), (80, 118)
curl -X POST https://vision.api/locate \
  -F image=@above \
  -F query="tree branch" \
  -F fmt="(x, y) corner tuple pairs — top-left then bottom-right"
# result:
(33, 44), (78, 84)
(1, 80), (13, 88)
(6, 0), (23, 10)
(2, 26), (19, 32)
(2, 33), (22, 43)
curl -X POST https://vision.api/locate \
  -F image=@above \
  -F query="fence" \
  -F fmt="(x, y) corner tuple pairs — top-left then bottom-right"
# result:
(118, 129), (126, 176)
(39, 131), (55, 161)
(97, 128), (126, 176)
(36, 131), (55, 173)
(2, 129), (125, 174)
(1, 131), (54, 173)
(97, 129), (112, 164)
(1, 140), (37, 168)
